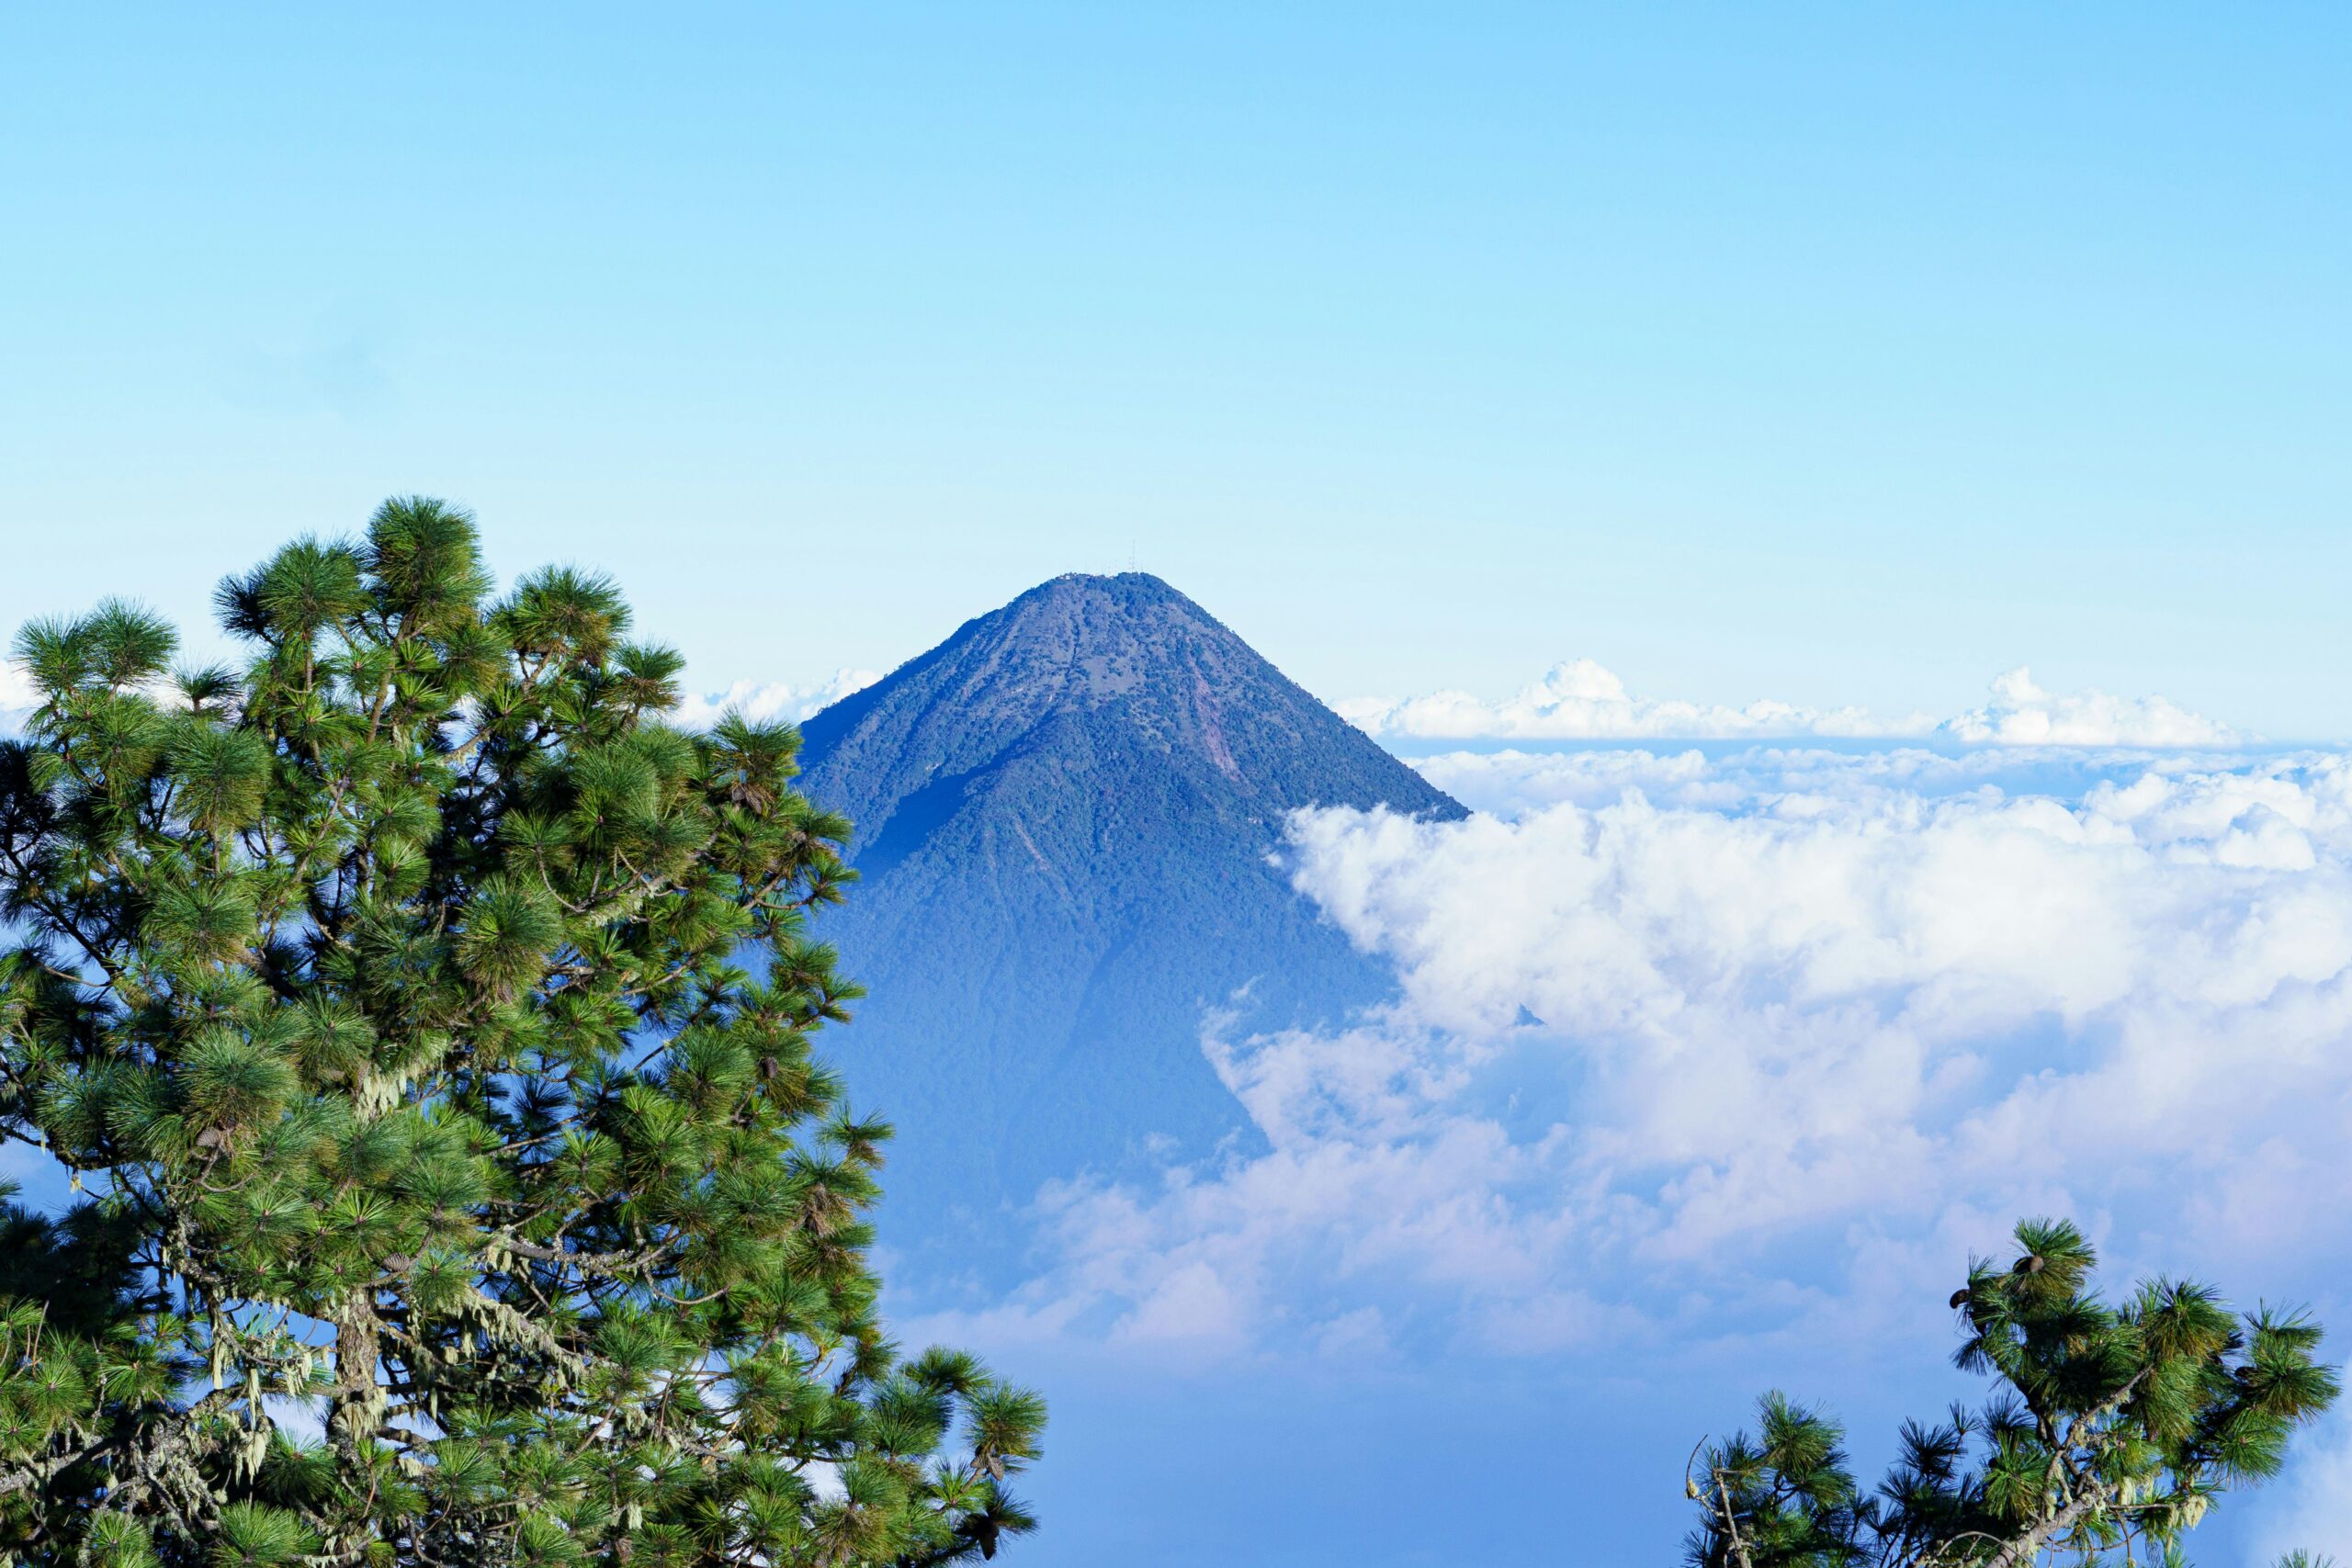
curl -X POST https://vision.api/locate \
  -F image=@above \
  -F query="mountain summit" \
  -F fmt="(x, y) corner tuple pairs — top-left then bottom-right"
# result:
(796, 573), (1463, 1242)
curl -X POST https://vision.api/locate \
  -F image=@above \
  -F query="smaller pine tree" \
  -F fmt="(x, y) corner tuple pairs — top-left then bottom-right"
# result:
(1685, 1219), (2339, 1567)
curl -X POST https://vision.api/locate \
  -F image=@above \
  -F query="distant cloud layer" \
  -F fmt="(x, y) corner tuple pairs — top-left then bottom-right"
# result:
(1940, 667), (2242, 748)
(668, 669), (881, 729)
(938, 745), (2352, 1428)
(1340, 661), (2244, 747)
(2, 658), (2245, 752)
(0, 664), (883, 738)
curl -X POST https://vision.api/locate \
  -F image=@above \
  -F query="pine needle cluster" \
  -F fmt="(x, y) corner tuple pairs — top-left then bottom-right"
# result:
(0, 500), (1045, 1565)
(1685, 1219), (2338, 1568)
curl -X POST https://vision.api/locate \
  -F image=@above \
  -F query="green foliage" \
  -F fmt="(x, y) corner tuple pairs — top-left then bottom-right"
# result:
(0, 500), (1044, 1563)
(1686, 1219), (2338, 1567)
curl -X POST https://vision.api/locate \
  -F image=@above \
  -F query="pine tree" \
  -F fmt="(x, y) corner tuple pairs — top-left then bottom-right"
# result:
(1685, 1219), (2338, 1568)
(0, 500), (1046, 1565)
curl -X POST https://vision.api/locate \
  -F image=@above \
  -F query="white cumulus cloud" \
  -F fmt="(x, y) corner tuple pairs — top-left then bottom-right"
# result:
(1341, 661), (2244, 747)
(1943, 665), (2243, 748)
(1338, 658), (1919, 742)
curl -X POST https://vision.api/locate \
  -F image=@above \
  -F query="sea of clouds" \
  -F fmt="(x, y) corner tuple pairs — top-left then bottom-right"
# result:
(942, 742), (2351, 1357)
(917, 668), (2352, 1552)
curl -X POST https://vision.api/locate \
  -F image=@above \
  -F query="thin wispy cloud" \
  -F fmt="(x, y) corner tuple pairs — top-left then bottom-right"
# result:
(1340, 661), (2245, 747)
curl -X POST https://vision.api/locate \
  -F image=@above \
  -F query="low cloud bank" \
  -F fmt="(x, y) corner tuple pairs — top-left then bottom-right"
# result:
(923, 748), (2352, 1399)
(1340, 661), (2244, 747)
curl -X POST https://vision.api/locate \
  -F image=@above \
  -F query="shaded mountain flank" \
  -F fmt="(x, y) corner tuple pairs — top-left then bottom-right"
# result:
(794, 572), (1464, 1256)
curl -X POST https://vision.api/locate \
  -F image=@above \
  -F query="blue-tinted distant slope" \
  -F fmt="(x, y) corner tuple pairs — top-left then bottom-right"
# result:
(796, 572), (1464, 1254)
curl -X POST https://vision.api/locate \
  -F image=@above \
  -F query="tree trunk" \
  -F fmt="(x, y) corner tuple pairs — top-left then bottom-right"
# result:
(330, 1297), (383, 1450)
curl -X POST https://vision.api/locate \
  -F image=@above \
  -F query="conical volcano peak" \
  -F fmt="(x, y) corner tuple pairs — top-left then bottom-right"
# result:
(967, 570), (1254, 694)
(799, 571), (1462, 846)
(1035, 569), (1182, 593)
(792, 572), (1459, 1225)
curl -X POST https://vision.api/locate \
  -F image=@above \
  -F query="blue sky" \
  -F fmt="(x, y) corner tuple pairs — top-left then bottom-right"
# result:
(5, 4), (2348, 738)
(8, 8), (2352, 1562)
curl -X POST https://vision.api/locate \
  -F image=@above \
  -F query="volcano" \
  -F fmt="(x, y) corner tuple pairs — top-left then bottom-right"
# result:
(795, 573), (1464, 1248)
